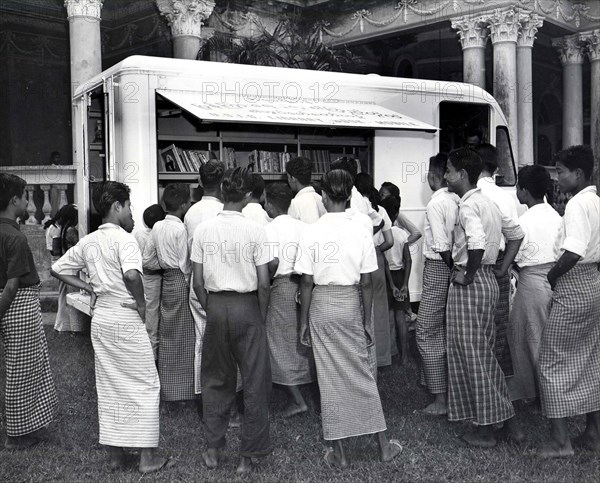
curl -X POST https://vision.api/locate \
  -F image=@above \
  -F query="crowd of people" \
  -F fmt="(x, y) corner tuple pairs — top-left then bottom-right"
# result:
(0, 143), (598, 475)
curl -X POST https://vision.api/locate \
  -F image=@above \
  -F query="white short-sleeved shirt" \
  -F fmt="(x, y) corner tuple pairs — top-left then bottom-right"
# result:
(345, 208), (373, 236)
(453, 188), (524, 266)
(478, 177), (519, 251)
(190, 211), (273, 292)
(134, 228), (151, 255)
(351, 187), (383, 228)
(385, 226), (410, 271)
(242, 202), (272, 226)
(294, 212), (378, 285)
(151, 215), (190, 276)
(51, 223), (142, 303)
(373, 206), (392, 248)
(184, 196), (224, 241)
(560, 185), (600, 264)
(265, 215), (305, 277)
(288, 186), (326, 224)
(423, 188), (459, 261)
(515, 203), (564, 267)
(46, 224), (61, 251)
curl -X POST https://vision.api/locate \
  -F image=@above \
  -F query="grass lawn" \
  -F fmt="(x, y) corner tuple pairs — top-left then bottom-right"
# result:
(1, 326), (599, 482)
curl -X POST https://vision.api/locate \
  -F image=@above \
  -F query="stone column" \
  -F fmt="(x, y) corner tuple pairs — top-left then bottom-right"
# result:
(486, 7), (520, 166)
(40, 185), (53, 224)
(25, 186), (37, 225)
(451, 16), (489, 90)
(581, 30), (600, 188)
(516, 11), (543, 167)
(156, 0), (216, 60)
(552, 34), (585, 149)
(64, 0), (103, 95)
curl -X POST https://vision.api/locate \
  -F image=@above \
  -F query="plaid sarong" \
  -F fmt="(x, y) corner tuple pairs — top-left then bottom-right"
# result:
(447, 266), (514, 425)
(506, 263), (553, 401)
(159, 269), (196, 401)
(417, 259), (452, 394)
(309, 285), (386, 440)
(92, 298), (160, 447)
(0, 285), (57, 436)
(266, 275), (316, 386)
(539, 264), (600, 418)
(494, 252), (513, 376)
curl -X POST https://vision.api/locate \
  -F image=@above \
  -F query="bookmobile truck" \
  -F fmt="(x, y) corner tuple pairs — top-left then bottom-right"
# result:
(67, 55), (517, 314)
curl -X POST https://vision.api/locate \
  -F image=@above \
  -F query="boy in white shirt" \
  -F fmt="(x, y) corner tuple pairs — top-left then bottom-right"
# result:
(264, 182), (315, 418)
(242, 173), (271, 225)
(286, 156), (326, 223)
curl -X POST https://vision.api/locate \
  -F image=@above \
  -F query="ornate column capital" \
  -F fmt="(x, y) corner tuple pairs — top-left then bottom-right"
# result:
(580, 29), (600, 63)
(64, 0), (103, 20)
(552, 34), (586, 65)
(451, 15), (489, 50)
(517, 10), (543, 48)
(485, 7), (520, 45)
(156, 0), (215, 38)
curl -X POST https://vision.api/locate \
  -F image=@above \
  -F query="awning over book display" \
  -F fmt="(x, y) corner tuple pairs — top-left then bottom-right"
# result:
(156, 89), (438, 132)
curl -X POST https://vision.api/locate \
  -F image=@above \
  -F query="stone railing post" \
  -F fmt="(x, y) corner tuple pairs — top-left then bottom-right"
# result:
(40, 185), (53, 224)
(25, 186), (37, 225)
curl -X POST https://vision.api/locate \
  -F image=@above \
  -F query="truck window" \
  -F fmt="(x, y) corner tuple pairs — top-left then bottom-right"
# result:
(439, 102), (490, 153)
(494, 126), (516, 186)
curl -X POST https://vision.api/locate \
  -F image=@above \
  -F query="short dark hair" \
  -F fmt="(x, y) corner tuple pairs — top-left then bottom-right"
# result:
(517, 165), (551, 200)
(265, 182), (294, 213)
(162, 183), (191, 212)
(553, 145), (594, 180)
(200, 159), (225, 190)
(448, 147), (483, 185)
(249, 173), (265, 199)
(429, 152), (448, 176)
(355, 172), (374, 197)
(221, 167), (253, 203)
(321, 169), (353, 203)
(380, 181), (400, 200)
(286, 156), (313, 186)
(476, 143), (498, 174)
(143, 203), (166, 229)
(330, 156), (358, 180)
(367, 187), (381, 211)
(92, 181), (130, 218)
(0, 174), (27, 211)
(379, 195), (400, 222)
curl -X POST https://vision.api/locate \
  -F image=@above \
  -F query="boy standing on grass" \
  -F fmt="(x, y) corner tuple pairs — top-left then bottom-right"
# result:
(0, 173), (57, 449)
(538, 145), (600, 458)
(286, 156), (326, 224)
(143, 184), (195, 401)
(263, 182), (315, 417)
(192, 167), (272, 474)
(444, 148), (523, 448)
(134, 203), (166, 360)
(51, 181), (170, 473)
(416, 154), (459, 416)
(242, 173), (271, 225)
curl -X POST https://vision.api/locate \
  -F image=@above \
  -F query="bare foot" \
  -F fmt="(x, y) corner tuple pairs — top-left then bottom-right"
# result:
(572, 434), (600, 452)
(4, 434), (42, 450)
(461, 431), (496, 448)
(283, 403), (308, 418)
(202, 448), (219, 469)
(324, 447), (348, 468)
(381, 439), (403, 462)
(495, 423), (525, 444)
(236, 456), (254, 474)
(421, 400), (448, 416)
(229, 410), (242, 429)
(139, 455), (173, 474)
(109, 452), (137, 471)
(538, 439), (574, 458)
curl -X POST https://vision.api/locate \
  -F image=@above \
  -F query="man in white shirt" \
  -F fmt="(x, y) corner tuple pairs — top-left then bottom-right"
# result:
(263, 182), (315, 418)
(476, 143), (519, 379)
(538, 145), (600, 458)
(286, 156), (326, 223)
(444, 147), (524, 448)
(242, 173), (271, 225)
(417, 153), (459, 417)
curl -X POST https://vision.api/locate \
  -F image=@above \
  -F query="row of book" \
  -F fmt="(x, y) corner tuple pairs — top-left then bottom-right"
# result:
(300, 149), (333, 174)
(158, 144), (214, 172)
(248, 150), (295, 173)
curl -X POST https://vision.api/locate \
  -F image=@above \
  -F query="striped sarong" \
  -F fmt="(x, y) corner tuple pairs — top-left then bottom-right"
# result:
(143, 272), (162, 359)
(506, 263), (553, 401)
(309, 285), (386, 440)
(159, 269), (196, 401)
(266, 275), (316, 386)
(447, 266), (514, 425)
(416, 259), (452, 394)
(494, 252), (513, 377)
(539, 264), (600, 418)
(0, 284), (57, 436)
(92, 298), (160, 447)
(372, 249), (391, 367)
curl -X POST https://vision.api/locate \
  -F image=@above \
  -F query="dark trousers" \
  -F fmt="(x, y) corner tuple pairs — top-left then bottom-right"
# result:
(201, 291), (272, 457)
